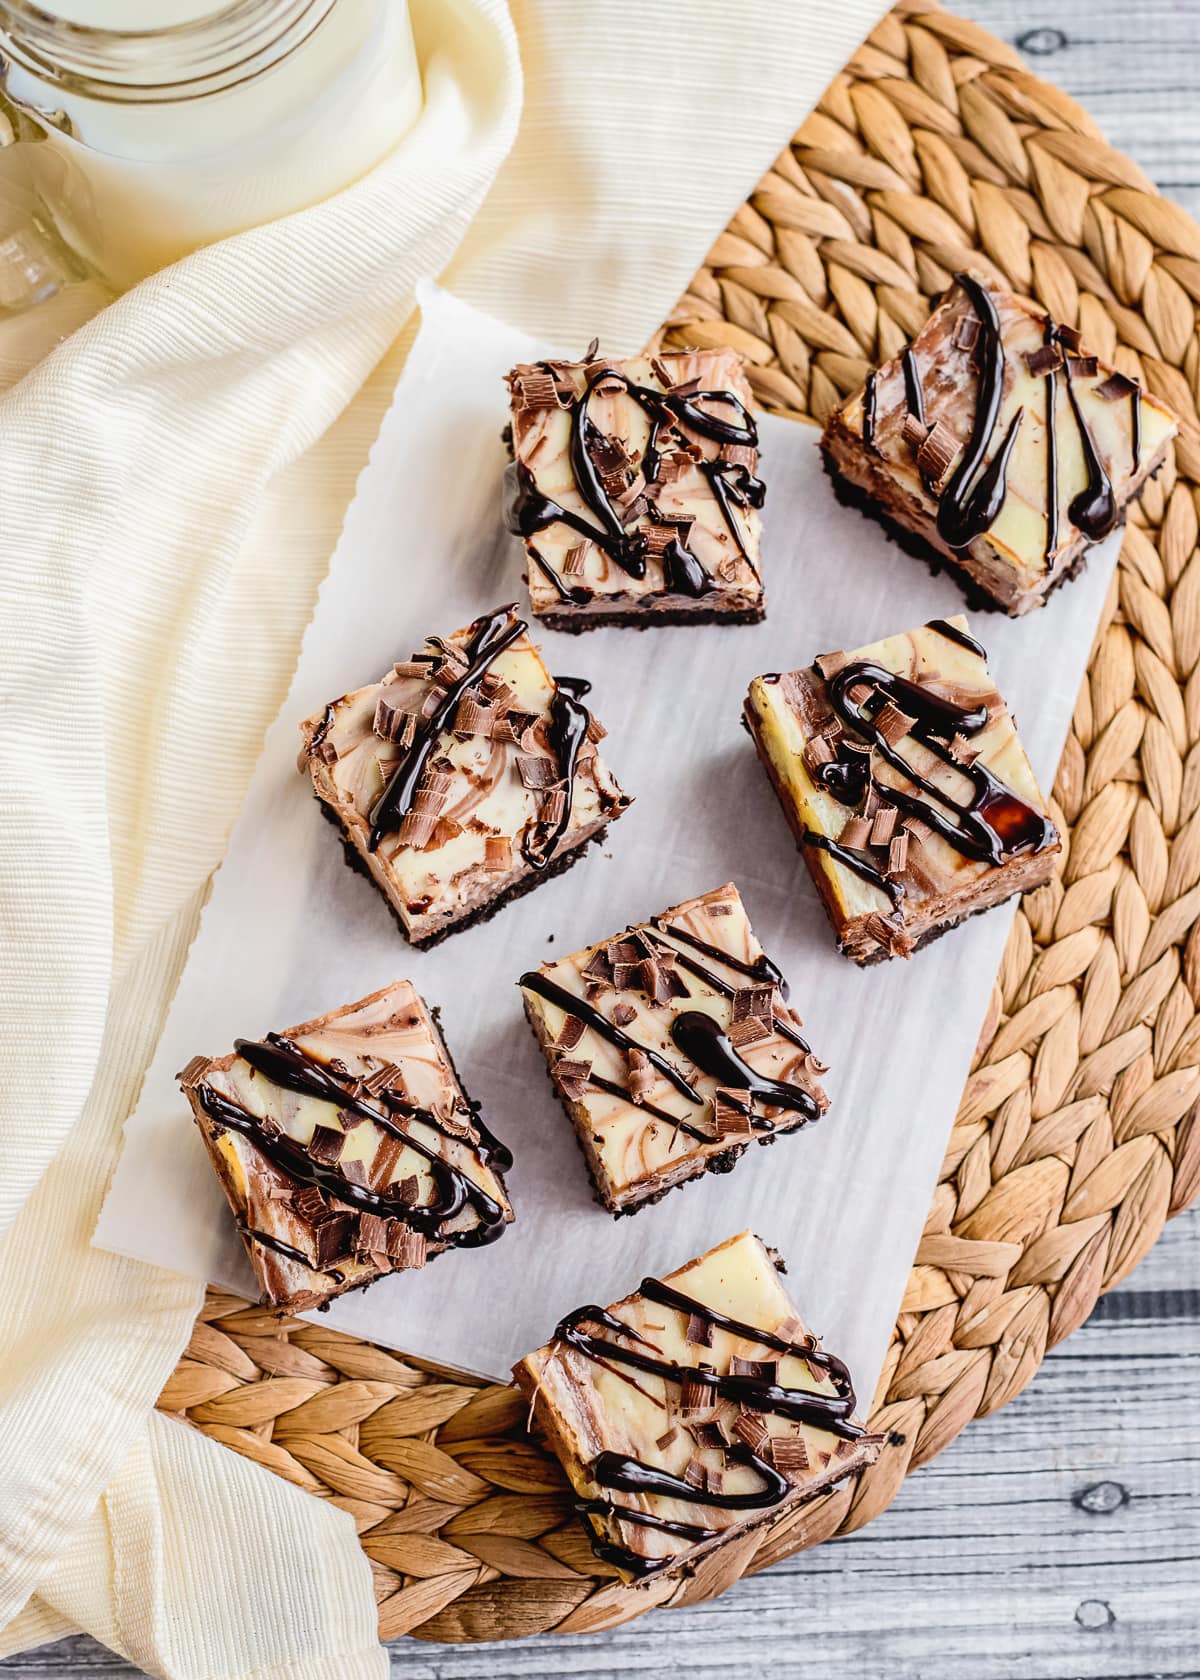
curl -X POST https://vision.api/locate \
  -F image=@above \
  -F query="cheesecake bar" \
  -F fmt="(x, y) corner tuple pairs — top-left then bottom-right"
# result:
(179, 983), (514, 1312)
(300, 603), (631, 947)
(512, 1231), (878, 1581)
(744, 615), (1060, 963)
(504, 346), (765, 630)
(821, 270), (1177, 614)
(518, 882), (828, 1213)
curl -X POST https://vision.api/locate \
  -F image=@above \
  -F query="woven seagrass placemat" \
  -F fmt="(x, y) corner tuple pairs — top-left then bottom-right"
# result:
(156, 0), (1200, 1643)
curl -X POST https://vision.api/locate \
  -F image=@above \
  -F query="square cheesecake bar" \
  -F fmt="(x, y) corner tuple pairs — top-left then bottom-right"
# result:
(744, 615), (1060, 963)
(512, 1231), (878, 1581)
(504, 346), (765, 629)
(822, 270), (1177, 614)
(179, 983), (514, 1312)
(300, 604), (630, 947)
(518, 882), (828, 1213)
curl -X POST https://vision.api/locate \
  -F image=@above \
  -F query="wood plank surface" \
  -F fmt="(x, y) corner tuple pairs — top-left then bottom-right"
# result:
(6, 1), (1198, 1674)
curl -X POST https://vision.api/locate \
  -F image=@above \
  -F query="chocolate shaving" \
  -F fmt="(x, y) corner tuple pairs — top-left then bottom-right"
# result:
(516, 755), (561, 790)
(1056, 323), (1083, 352)
(1067, 354), (1099, 379)
(953, 315), (980, 352)
(901, 411), (928, 450)
(539, 788), (567, 827)
(583, 949), (611, 982)
(814, 650), (849, 681)
(950, 731), (981, 764)
(732, 985), (774, 1026)
(562, 542), (589, 576)
(553, 1056), (592, 1101)
(680, 1374), (711, 1415)
(804, 735), (835, 773)
(363, 1133), (403, 1193)
(874, 701), (916, 746)
(393, 1175), (420, 1206)
(870, 805), (898, 846)
(705, 901), (733, 916)
(713, 1088), (753, 1137)
(294, 1185), (330, 1224)
(1023, 343), (1063, 376)
(453, 696), (495, 736)
(307, 1125), (345, 1166)
(556, 1014), (586, 1050)
(627, 1047), (655, 1104)
(728, 1015), (770, 1048)
(769, 1435), (810, 1473)
(888, 832), (909, 874)
(916, 418), (959, 482)
(358, 1063), (399, 1097)
(585, 714), (607, 744)
(839, 815), (872, 849)
(656, 1425), (679, 1451)
(355, 1212), (391, 1255)
(864, 911), (908, 953)
(412, 771), (453, 814)
(512, 369), (562, 411)
(397, 812), (437, 848)
(391, 658), (434, 679)
(904, 815), (933, 844)
(686, 1313), (714, 1347)
(484, 835), (512, 872)
(611, 1002), (637, 1027)
(732, 1409), (770, 1452)
(1095, 371), (1138, 402)
(374, 694), (413, 742)
(684, 1457), (707, 1490)
(731, 1355), (778, 1382)
(655, 452), (690, 485)
(178, 1054), (211, 1090)
(720, 442), (758, 469)
(638, 955), (678, 1005)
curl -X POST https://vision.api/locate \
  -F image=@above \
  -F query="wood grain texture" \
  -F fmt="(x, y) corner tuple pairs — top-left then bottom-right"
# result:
(7, 1), (1198, 1675)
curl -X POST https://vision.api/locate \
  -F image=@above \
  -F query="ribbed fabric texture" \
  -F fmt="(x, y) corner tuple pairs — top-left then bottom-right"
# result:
(0, 1), (887, 1674)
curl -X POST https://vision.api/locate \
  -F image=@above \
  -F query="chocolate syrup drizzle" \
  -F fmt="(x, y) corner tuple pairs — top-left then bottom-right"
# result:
(505, 362), (765, 600)
(862, 371), (877, 452)
(521, 913), (821, 1143)
(553, 1277), (861, 1576)
(926, 617), (986, 659)
(237, 1222), (344, 1284)
(196, 1033), (512, 1264)
(815, 659), (1056, 868)
(365, 603), (598, 871)
(894, 274), (1134, 567)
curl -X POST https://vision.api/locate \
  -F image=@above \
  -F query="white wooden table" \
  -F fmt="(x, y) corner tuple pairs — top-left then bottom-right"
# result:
(6, 3), (1198, 1674)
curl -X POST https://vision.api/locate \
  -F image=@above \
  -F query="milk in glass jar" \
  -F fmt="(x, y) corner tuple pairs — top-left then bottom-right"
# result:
(0, 0), (422, 287)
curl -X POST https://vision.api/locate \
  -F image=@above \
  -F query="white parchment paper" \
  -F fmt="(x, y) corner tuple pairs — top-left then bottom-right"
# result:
(95, 285), (1117, 1403)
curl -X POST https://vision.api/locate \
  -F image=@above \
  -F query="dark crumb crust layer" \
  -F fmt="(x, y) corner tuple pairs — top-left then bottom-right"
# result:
(521, 997), (804, 1218)
(316, 793), (607, 950)
(742, 694), (1047, 967)
(536, 604), (766, 635)
(819, 444), (1099, 614)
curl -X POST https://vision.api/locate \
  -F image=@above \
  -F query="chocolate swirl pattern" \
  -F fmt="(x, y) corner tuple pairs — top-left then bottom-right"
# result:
(512, 1232), (874, 1581)
(179, 983), (514, 1311)
(519, 885), (829, 1213)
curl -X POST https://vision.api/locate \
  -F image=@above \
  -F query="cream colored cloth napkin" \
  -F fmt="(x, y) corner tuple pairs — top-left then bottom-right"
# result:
(0, 1), (888, 1674)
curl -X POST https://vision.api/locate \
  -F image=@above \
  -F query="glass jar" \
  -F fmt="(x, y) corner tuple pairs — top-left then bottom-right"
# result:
(0, 0), (423, 289)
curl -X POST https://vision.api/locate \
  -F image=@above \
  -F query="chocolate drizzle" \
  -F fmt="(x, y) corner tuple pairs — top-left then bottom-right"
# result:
(862, 371), (877, 451)
(669, 1013), (820, 1122)
(1062, 359), (1118, 539)
(645, 927), (807, 1052)
(817, 659), (1055, 867)
(197, 1033), (511, 1257)
(901, 347), (926, 429)
(505, 362), (764, 599)
(237, 1222), (344, 1283)
(926, 618), (986, 659)
(935, 274), (1013, 550)
(803, 832), (902, 906)
(1041, 317), (1060, 563)
(368, 605), (523, 851)
(551, 1277), (861, 1577)
(521, 675), (590, 869)
(519, 971), (700, 1103)
(366, 604), (601, 868)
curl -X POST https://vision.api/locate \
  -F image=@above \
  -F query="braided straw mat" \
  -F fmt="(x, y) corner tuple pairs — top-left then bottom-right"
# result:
(157, 0), (1200, 1645)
